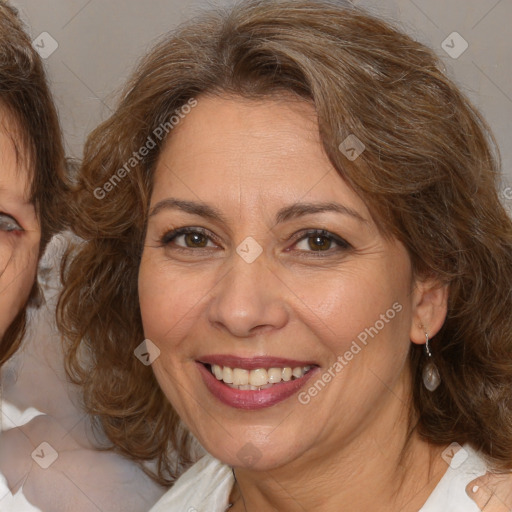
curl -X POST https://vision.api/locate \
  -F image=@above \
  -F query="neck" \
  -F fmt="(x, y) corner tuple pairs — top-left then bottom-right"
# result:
(230, 381), (449, 511)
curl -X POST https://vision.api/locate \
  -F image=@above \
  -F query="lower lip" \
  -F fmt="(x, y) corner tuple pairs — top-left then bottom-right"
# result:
(197, 362), (319, 410)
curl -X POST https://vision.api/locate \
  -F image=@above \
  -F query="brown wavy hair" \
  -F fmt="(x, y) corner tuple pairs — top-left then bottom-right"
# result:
(0, 1), (67, 365)
(58, 0), (512, 485)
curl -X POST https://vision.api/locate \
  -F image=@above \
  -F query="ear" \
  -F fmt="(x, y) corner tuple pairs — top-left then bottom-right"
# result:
(409, 276), (449, 345)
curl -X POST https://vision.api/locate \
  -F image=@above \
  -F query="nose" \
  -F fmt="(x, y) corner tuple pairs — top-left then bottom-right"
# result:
(207, 252), (289, 338)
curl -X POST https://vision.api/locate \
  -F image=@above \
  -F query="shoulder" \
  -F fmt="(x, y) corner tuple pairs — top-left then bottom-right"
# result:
(149, 454), (234, 512)
(420, 444), (489, 512)
(467, 470), (512, 511)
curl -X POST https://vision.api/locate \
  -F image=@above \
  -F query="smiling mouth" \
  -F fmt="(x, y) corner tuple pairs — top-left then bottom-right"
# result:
(205, 363), (314, 390)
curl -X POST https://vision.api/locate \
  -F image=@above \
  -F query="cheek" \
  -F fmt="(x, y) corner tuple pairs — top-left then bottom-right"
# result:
(0, 234), (39, 336)
(138, 254), (209, 422)
(138, 253), (208, 345)
(291, 266), (408, 346)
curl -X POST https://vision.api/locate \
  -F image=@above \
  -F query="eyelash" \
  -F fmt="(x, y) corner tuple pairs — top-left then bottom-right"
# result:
(0, 212), (22, 233)
(160, 227), (218, 249)
(159, 227), (352, 256)
(290, 229), (352, 255)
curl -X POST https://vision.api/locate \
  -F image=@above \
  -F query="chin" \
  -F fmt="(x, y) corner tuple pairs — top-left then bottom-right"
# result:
(202, 433), (304, 472)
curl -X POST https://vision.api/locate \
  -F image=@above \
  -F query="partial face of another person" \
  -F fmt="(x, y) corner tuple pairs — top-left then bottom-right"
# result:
(0, 110), (40, 340)
(139, 95), (445, 470)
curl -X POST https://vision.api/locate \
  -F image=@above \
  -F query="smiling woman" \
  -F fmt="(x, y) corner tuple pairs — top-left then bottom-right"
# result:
(0, 1), (66, 365)
(58, 1), (512, 511)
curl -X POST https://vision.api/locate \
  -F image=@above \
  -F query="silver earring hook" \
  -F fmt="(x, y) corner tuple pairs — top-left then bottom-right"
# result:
(422, 331), (441, 391)
(425, 332), (432, 358)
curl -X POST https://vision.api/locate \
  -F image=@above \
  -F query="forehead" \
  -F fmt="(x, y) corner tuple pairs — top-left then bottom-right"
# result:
(163, 93), (319, 159)
(0, 108), (32, 203)
(153, 94), (370, 217)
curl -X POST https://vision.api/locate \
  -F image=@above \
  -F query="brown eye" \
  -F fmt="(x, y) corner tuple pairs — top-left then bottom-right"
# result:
(161, 227), (217, 249)
(308, 235), (332, 251)
(293, 229), (351, 254)
(184, 232), (208, 248)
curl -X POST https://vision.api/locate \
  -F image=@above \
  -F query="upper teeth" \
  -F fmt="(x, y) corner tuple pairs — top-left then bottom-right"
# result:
(210, 364), (312, 389)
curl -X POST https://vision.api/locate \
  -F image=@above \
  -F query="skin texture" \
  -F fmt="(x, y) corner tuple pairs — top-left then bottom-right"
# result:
(1, 236), (167, 512)
(138, 94), (451, 511)
(467, 472), (512, 511)
(0, 112), (40, 340)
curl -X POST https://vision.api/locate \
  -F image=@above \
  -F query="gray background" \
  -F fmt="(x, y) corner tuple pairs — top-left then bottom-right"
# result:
(0, 3), (510, 509)
(11, 0), (512, 189)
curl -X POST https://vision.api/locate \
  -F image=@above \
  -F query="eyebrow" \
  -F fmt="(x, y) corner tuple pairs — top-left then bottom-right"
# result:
(275, 202), (367, 224)
(149, 198), (367, 225)
(148, 198), (228, 223)
(0, 186), (33, 206)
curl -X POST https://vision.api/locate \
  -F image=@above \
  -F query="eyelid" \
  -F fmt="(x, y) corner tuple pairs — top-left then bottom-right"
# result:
(160, 226), (221, 247)
(289, 228), (352, 249)
(158, 226), (351, 255)
(0, 212), (23, 231)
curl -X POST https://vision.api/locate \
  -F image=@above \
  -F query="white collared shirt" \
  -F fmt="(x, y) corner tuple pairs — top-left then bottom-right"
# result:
(149, 444), (487, 512)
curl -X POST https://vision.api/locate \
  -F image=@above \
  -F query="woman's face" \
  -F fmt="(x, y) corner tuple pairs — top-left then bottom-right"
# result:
(139, 95), (446, 470)
(0, 112), (40, 340)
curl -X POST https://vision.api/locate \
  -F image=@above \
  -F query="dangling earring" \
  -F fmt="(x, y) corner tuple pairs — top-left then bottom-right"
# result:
(422, 333), (441, 391)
